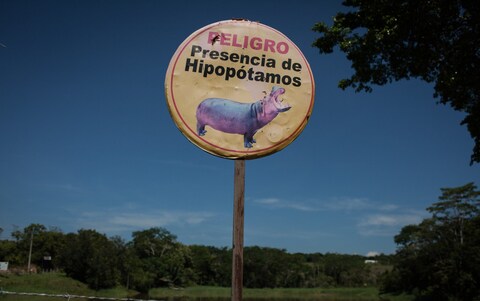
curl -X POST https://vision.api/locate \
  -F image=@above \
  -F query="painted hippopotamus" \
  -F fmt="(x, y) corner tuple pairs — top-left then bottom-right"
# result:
(196, 86), (291, 148)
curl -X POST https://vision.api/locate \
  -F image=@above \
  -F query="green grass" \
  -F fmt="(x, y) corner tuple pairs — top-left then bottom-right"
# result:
(378, 292), (416, 301)
(149, 286), (414, 301)
(0, 272), (136, 298)
(0, 272), (414, 301)
(1, 272), (90, 295)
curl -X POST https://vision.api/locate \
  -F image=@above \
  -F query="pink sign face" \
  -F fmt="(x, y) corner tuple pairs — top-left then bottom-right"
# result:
(165, 20), (315, 159)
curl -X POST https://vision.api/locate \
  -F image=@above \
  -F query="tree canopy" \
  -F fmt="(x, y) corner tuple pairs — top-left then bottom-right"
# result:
(0, 225), (390, 291)
(382, 182), (480, 300)
(312, 0), (480, 164)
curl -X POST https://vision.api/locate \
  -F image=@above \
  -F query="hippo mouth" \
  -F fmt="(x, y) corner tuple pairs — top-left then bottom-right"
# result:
(271, 87), (291, 112)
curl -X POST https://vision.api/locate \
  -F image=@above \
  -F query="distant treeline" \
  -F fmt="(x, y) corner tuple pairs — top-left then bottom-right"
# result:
(2, 182), (479, 301)
(0, 224), (391, 292)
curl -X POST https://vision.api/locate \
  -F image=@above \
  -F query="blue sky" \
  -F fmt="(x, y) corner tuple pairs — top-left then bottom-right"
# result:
(1, 0), (478, 256)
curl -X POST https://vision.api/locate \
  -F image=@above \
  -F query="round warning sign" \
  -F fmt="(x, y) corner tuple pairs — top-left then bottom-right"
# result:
(165, 19), (315, 159)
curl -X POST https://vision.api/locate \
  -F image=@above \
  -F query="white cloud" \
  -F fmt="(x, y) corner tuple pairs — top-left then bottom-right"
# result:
(256, 198), (280, 205)
(253, 196), (398, 213)
(359, 214), (422, 227)
(366, 251), (380, 257)
(358, 213), (424, 236)
(74, 209), (215, 235)
(253, 198), (317, 212)
(322, 197), (372, 211)
(253, 196), (427, 239)
(378, 204), (399, 211)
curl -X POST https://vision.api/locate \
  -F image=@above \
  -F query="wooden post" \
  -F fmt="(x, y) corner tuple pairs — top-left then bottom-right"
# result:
(232, 159), (245, 301)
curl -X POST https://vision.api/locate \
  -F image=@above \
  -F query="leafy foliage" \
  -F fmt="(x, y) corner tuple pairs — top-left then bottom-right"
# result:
(128, 227), (194, 291)
(59, 230), (120, 289)
(0, 225), (392, 291)
(312, 0), (480, 164)
(381, 182), (480, 300)
(3, 185), (478, 295)
(189, 245), (231, 286)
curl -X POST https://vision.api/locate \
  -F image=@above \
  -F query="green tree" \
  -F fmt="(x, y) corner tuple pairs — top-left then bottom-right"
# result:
(59, 229), (120, 289)
(8, 224), (47, 268)
(109, 236), (131, 289)
(33, 227), (65, 271)
(189, 245), (217, 285)
(382, 183), (480, 300)
(323, 253), (367, 287)
(244, 246), (287, 288)
(428, 182), (480, 245)
(303, 253), (336, 287)
(0, 239), (16, 264)
(129, 227), (191, 291)
(189, 245), (231, 286)
(122, 246), (151, 292)
(313, 0), (480, 164)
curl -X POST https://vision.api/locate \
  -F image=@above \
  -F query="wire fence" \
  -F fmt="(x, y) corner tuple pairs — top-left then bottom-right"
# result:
(0, 289), (162, 301)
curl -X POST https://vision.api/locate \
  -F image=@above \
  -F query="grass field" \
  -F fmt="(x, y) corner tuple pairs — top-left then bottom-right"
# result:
(0, 272), (413, 301)
(149, 286), (413, 301)
(0, 272), (134, 299)
(150, 286), (382, 299)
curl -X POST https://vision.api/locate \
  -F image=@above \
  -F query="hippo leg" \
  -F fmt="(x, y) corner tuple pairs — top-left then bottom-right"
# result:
(243, 132), (257, 148)
(243, 135), (253, 148)
(197, 122), (207, 136)
(250, 131), (258, 144)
